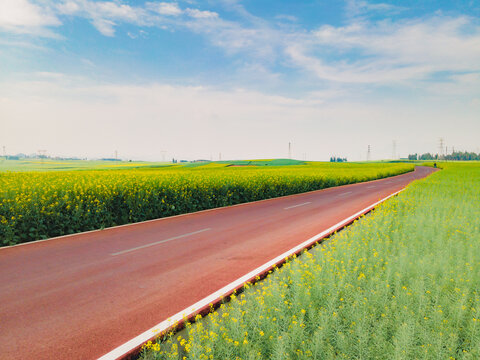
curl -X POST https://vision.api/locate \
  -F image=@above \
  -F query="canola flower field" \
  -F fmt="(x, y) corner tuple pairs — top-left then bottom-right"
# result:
(141, 163), (480, 360)
(0, 162), (413, 246)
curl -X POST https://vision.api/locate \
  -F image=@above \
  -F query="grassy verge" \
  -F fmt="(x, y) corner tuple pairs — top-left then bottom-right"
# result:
(141, 163), (480, 360)
(0, 162), (413, 246)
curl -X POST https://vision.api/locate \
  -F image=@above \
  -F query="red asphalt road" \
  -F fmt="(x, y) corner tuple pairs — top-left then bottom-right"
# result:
(0, 166), (436, 360)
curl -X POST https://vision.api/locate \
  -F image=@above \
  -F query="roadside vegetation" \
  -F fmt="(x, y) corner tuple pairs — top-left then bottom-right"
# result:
(140, 163), (480, 360)
(0, 162), (413, 246)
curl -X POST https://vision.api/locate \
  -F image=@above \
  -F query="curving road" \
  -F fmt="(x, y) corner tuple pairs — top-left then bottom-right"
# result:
(0, 166), (436, 360)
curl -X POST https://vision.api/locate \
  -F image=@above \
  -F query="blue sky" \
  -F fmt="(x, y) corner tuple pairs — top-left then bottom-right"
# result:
(0, 0), (479, 161)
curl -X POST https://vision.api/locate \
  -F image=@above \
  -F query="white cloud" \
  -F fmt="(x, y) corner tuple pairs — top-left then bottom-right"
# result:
(287, 16), (480, 84)
(147, 2), (183, 16)
(0, 0), (60, 34)
(81, 58), (95, 67)
(53, 1), (221, 36)
(182, 14), (281, 60)
(186, 8), (219, 19)
(91, 17), (116, 36)
(313, 17), (480, 69)
(1, 0), (479, 98)
(425, 72), (480, 97)
(57, 1), (80, 15)
(345, 0), (404, 19)
(57, 0), (145, 21)
(56, 0), (149, 36)
(286, 43), (434, 83)
(1, 75), (479, 161)
(34, 71), (65, 79)
(94, 2), (141, 21)
(275, 15), (298, 22)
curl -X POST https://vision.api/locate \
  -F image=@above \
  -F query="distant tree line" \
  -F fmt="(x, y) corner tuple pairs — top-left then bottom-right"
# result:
(330, 156), (347, 162)
(408, 151), (480, 161)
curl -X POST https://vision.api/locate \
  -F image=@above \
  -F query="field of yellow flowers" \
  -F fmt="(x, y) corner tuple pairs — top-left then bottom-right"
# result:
(0, 162), (412, 246)
(140, 162), (480, 360)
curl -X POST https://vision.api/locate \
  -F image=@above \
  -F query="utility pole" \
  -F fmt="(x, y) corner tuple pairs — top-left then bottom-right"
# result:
(2, 146), (5, 159)
(219, 152), (222, 161)
(392, 140), (396, 160)
(367, 145), (371, 161)
(114, 150), (118, 161)
(288, 142), (292, 159)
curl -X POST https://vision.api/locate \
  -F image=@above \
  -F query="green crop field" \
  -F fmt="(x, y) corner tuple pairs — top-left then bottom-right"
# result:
(0, 159), (173, 172)
(140, 162), (480, 360)
(0, 161), (413, 246)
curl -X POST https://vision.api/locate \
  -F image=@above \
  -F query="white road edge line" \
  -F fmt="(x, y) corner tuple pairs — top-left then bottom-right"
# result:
(97, 188), (404, 360)
(111, 228), (211, 256)
(338, 191), (353, 197)
(284, 202), (311, 210)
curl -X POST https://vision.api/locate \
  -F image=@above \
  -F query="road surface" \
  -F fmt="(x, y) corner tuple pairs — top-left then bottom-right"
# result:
(0, 166), (436, 359)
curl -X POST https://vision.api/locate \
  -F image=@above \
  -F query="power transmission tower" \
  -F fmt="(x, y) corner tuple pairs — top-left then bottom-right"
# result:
(219, 152), (222, 161)
(114, 150), (118, 160)
(160, 151), (167, 162)
(392, 140), (396, 160)
(367, 145), (371, 161)
(38, 149), (47, 164)
(439, 138), (445, 159)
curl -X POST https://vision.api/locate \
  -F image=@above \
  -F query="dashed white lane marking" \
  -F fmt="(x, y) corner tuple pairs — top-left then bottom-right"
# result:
(367, 185), (376, 189)
(111, 228), (211, 256)
(338, 191), (353, 197)
(284, 202), (312, 210)
(97, 189), (405, 360)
